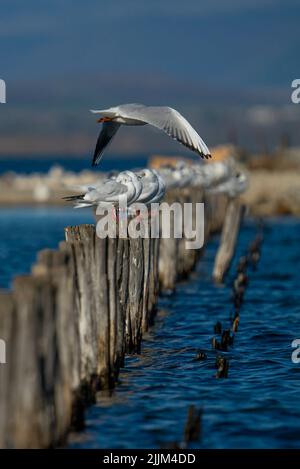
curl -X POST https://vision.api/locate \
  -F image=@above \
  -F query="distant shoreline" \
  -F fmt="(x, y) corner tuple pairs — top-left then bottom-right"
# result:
(0, 167), (299, 217)
(0, 155), (149, 175)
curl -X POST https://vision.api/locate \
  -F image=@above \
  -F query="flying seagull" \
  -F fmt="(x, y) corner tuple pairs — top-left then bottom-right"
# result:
(90, 103), (211, 166)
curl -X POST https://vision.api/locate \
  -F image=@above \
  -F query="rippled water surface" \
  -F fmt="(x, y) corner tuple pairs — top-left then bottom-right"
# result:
(1, 209), (299, 448)
(0, 207), (94, 288)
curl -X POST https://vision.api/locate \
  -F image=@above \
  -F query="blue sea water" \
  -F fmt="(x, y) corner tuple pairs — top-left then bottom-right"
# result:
(0, 156), (149, 175)
(0, 207), (94, 289)
(0, 207), (299, 448)
(0, 156), (147, 288)
(67, 217), (300, 449)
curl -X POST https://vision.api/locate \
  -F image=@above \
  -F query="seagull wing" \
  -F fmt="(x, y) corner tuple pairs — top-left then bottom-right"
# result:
(86, 179), (127, 202)
(138, 181), (159, 203)
(63, 179), (128, 206)
(92, 121), (121, 166)
(119, 104), (211, 159)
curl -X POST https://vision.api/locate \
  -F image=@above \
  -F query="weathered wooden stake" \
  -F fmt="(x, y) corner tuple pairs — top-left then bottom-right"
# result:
(0, 184), (230, 449)
(213, 198), (244, 283)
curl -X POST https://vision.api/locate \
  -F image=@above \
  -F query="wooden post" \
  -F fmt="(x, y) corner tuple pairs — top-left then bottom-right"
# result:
(213, 198), (245, 283)
(158, 189), (179, 292)
(65, 225), (98, 383)
(10, 274), (60, 448)
(147, 236), (159, 325)
(158, 187), (206, 290)
(114, 237), (128, 368)
(0, 182), (232, 448)
(206, 193), (228, 235)
(141, 236), (151, 333)
(126, 237), (144, 352)
(0, 293), (14, 448)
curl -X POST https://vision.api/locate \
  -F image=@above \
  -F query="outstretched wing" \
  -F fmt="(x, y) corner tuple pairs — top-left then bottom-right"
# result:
(119, 104), (211, 159)
(92, 121), (121, 166)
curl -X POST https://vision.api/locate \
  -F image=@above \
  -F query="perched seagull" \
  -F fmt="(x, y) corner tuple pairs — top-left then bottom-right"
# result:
(172, 161), (197, 188)
(192, 159), (234, 189)
(135, 168), (166, 204)
(90, 103), (211, 165)
(148, 169), (166, 203)
(158, 160), (195, 189)
(208, 172), (249, 198)
(63, 170), (142, 208)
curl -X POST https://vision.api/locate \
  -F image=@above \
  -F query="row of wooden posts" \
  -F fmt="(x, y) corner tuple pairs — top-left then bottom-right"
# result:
(0, 186), (241, 448)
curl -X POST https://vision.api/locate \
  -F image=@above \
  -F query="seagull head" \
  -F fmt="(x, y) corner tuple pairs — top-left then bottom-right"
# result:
(97, 116), (113, 124)
(136, 168), (154, 179)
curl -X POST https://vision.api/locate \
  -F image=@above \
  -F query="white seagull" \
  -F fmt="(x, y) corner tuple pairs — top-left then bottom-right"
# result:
(148, 169), (166, 203)
(90, 103), (211, 165)
(208, 172), (249, 198)
(135, 168), (166, 204)
(64, 170), (142, 208)
(158, 161), (196, 189)
(192, 160), (235, 189)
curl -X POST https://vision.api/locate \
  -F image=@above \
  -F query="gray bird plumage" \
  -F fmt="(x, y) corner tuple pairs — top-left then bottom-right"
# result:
(90, 103), (211, 165)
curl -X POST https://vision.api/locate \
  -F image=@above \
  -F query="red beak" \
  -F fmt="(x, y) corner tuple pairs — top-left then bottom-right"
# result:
(97, 117), (111, 123)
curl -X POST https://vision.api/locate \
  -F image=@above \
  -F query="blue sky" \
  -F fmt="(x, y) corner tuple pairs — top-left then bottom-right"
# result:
(0, 0), (299, 88)
(0, 0), (299, 155)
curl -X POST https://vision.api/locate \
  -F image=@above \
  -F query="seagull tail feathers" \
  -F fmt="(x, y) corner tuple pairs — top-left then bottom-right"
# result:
(62, 194), (93, 208)
(92, 151), (105, 166)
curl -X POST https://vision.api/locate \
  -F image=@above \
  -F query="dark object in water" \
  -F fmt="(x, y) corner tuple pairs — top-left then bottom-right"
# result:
(221, 329), (234, 347)
(215, 354), (223, 369)
(233, 273), (248, 294)
(194, 350), (207, 361)
(184, 405), (202, 444)
(248, 234), (263, 269)
(238, 272), (249, 287)
(233, 294), (243, 310)
(214, 321), (222, 334)
(212, 328), (234, 351)
(232, 280), (245, 307)
(216, 356), (229, 378)
(237, 256), (248, 273)
(250, 250), (260, 265)
(250, 233), (263, 251)
(232, 315), (240, 333)
(212, 336), (227, 352)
